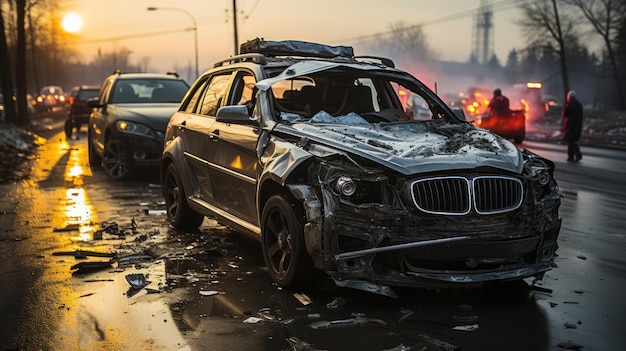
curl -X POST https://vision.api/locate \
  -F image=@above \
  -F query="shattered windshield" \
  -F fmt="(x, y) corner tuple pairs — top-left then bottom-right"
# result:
(258, 62), (449, 124)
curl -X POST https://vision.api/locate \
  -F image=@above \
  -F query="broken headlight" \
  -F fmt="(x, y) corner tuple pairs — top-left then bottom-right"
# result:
(331, 174), (386, 204)
(525, 157), (552, 186)
(335, 176), (357, 196)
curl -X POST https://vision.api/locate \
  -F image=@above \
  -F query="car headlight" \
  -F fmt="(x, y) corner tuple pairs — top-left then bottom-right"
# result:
(115, 120), (156, 138)
(335, 176), (357, 196)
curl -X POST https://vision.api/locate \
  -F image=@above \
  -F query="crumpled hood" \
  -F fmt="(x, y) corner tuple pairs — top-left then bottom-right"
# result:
(110, 103), (179, 131)
(274, 119), (523, 175)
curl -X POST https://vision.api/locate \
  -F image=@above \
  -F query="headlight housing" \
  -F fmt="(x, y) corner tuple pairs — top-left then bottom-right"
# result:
(115, 120), (156, 138)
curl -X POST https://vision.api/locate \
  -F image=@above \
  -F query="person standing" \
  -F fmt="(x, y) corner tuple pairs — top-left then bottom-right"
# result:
(562, 90), (583, 162)
(488, 88), (511, 118)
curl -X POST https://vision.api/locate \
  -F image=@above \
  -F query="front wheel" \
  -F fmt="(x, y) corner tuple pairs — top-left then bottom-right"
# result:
(261, 194), (314, 288)
(103, 139), (131, 179)
(163, 163), (204, 229)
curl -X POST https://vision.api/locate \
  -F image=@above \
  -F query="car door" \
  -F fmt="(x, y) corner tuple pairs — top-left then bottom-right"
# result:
(176, 72), (234, 202)
(206, 70), (261, 225)
(90, 77), (114, 154)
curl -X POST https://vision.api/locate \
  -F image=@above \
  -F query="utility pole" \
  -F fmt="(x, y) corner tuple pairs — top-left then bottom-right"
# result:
(551, 0), (570, 100)
(233, 0), (239, 55)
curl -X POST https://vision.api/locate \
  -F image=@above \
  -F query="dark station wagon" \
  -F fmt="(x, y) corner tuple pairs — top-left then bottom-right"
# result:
(160, 39), (562, 297)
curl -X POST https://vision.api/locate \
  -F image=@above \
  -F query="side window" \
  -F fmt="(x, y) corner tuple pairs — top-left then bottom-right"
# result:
(182, 77), (209, 114)
(230, 72), (256, 105)
(100, 78), (113, 104)
(198, 73), (232, 116)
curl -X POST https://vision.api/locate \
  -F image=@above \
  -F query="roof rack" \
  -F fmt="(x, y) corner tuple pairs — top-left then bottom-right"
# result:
(239, 38), (354, 59)
(213, 53), (268, 68)
(354, 56), (395, 68)
(166, 71), (179, 77)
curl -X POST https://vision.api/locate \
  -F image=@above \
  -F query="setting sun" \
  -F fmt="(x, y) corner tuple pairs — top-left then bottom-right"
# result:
(62, 13), (82, 33)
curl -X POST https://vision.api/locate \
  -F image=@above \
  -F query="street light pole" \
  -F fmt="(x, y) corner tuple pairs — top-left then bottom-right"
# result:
(147, 6), (199, 79)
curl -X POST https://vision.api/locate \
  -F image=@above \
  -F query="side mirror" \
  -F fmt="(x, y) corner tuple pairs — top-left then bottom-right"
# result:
(86, 97), (104, 108)
(216, 105), (258, 125)
(450, 107), (468, 122)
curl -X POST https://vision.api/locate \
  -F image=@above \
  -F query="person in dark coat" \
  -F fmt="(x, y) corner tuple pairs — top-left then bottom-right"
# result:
(488, 88), (511, 118)
(562, 90), (583, 162)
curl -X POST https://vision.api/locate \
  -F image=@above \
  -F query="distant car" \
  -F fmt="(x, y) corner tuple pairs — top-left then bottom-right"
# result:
(87, 71), (189, 179)
(160, 38), (562, 297)
(35, 85), (66, 112)
(65, 85), (100, 137)
(405, 92), (432, 120)
(543, 94), (563, 116)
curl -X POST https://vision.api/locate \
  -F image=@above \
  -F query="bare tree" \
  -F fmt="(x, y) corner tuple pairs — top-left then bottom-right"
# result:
(0, 2), (18, 124)
(362, 22), (438, 63)
(517, 0), (578, 100)
(564, 0), (626, 110)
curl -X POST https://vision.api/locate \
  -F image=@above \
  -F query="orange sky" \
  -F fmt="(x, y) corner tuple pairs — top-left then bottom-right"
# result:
(70, 0), (525, 75)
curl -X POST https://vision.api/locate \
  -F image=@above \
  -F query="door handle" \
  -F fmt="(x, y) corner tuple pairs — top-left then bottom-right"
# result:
(209, 130), (220, 140)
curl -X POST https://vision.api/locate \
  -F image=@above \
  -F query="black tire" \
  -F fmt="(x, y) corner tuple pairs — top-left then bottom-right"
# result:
(64, 118), (73, 139)
(103, 139), (131, 179)
(261, 194), (313, 288)
(88, 128), (102, 168)
(163, 163), (204, 229)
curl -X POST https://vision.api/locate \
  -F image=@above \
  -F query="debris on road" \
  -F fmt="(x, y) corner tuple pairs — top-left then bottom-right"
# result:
(125, 273), (148, 290)
(309, 316), (387, 329)
(557, 340), (584, 350)
(294, 292), (312, 305)
(452, 324), (479, 331)
(52, 250), (116, 259)
(70, 261), (113, 272)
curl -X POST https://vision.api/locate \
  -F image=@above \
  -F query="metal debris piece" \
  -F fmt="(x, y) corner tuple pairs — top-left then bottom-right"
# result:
(381, 344), (412, 351)
(53, 224), (80, 232)
(285, 336), (326, 351)
(325, 297), (347, 309)
(293, 292), (312, 305)
(530, 285), (553, 294)
(70, 261), (113, 272)
(577, 255), (587, 260)
(556, 341), (584, 350)
(309, 316), (387, 329)
(564, 322), (578, 329)
(243, 317), (264, 324)
(113, 253), (154, 265)
(452, 324), (479, 331)
(53, 250), (116, 259)
(419, 335), (459, 351)
(199, 290), (220, 296)
(145, 209), (167, 215)
(125, 273), (148, 290)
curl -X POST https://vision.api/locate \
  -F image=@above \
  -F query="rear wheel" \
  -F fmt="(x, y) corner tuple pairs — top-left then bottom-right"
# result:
(261, 194), (313, 288)
(164, 163), (204, 229)
(103, 139), (131, 179)
(87, 128), (102, 168)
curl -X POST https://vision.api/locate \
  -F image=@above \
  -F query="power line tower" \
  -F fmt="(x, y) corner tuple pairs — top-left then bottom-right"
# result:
(471, 0), (494, 64)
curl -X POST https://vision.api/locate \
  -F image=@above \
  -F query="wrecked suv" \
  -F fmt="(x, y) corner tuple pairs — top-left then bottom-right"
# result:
(161, 39), (561, 297)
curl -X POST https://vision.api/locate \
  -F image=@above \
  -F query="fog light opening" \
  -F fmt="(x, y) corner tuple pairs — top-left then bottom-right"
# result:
(133, 151), (146, 161)
(538, 172), (550, 186)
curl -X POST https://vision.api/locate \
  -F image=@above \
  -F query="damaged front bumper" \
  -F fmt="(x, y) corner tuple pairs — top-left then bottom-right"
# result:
(288, 159), (562, 297)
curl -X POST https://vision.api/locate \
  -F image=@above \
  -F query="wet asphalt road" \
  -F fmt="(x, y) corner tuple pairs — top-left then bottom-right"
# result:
(0, 120), (624, 351)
